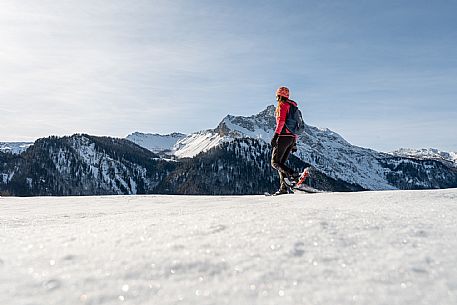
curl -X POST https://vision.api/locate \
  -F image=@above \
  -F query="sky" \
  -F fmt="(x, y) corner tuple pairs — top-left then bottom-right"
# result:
(1, 0), (456, 152)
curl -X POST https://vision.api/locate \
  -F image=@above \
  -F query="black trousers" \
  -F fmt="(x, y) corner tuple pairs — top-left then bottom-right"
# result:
(271, 135), (295, 190)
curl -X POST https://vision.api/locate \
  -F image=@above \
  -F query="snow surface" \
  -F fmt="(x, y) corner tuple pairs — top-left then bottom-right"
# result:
(1, 189), (457, 305)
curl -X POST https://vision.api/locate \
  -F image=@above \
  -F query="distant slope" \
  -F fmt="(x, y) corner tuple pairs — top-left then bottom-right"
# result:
(126, 132), (186, 154)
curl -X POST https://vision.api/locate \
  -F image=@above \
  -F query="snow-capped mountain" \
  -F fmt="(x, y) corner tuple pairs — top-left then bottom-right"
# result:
(164, 105), (457, 190)
(391, 148), (457, 167)
(0, 142), (33, 154)
(2, 107), (456, 196)
(172, 106), (276, 158)
(126, 132), (186, 154)
(0, 134), (361, 196)
(169, 105), (382, 186)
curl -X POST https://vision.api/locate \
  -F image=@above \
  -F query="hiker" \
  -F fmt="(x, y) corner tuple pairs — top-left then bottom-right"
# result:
(270, 86), (300, 195)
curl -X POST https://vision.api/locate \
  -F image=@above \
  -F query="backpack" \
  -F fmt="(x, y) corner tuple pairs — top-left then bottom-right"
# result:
(285, 102), (305, 135)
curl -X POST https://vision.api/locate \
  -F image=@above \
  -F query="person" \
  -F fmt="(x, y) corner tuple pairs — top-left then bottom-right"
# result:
(270, 86), (300, 195)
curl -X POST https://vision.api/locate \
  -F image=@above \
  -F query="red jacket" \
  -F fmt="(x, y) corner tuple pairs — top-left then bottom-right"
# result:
(275, 100), (298, 137)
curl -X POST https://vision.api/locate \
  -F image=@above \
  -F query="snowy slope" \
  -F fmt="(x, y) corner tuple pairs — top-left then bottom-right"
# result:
(293, 124), (395, 190)
(0, 142), (33, 154)
(1, 189), (457, 305)
(172, 130), (225, 159)
(391, 148), (457, 167)
(126, 132), (186, 153)
(173, 106), (276, 158)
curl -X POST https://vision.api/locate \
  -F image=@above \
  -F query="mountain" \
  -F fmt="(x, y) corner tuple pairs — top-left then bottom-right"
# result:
(1, 106), (456, 196)
(391, 148), (457, 167)
(0, 142), (33, 154)
(172, 106), (276, 158)
(0, 134), (359, 196)
(147, 105), (457, 191)
(125, 106), (275, 159)
(126, 132), (186, 154)
(0, 134), (176, 196)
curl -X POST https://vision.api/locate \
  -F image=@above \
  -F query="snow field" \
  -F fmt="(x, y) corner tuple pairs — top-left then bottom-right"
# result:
(1, 189), (457, 305)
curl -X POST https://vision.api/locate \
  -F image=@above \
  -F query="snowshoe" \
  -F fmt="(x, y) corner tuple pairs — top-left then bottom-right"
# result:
(293, 184), (324, 193)
(295, 167), (311, 188)
(288, 167), (325, 193)
(284, 167), (310, 188)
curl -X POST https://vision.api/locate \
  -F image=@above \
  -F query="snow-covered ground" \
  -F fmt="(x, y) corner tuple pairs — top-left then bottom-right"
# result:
(1, 189), (457, 305)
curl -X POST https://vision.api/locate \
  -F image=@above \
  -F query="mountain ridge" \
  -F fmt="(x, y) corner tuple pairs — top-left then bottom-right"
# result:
(1, 107), (456, 196)
(0, 134), (361, 196)
(128, 105), (457, 191)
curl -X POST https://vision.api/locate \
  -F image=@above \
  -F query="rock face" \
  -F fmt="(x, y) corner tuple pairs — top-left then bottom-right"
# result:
(1, 106), (456, 196)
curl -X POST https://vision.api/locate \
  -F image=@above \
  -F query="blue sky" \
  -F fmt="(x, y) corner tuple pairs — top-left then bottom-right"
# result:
(1, 0), (456, 151)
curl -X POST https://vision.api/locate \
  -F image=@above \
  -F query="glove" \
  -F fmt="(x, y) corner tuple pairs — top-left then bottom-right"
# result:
(270, 133), (279, 147)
